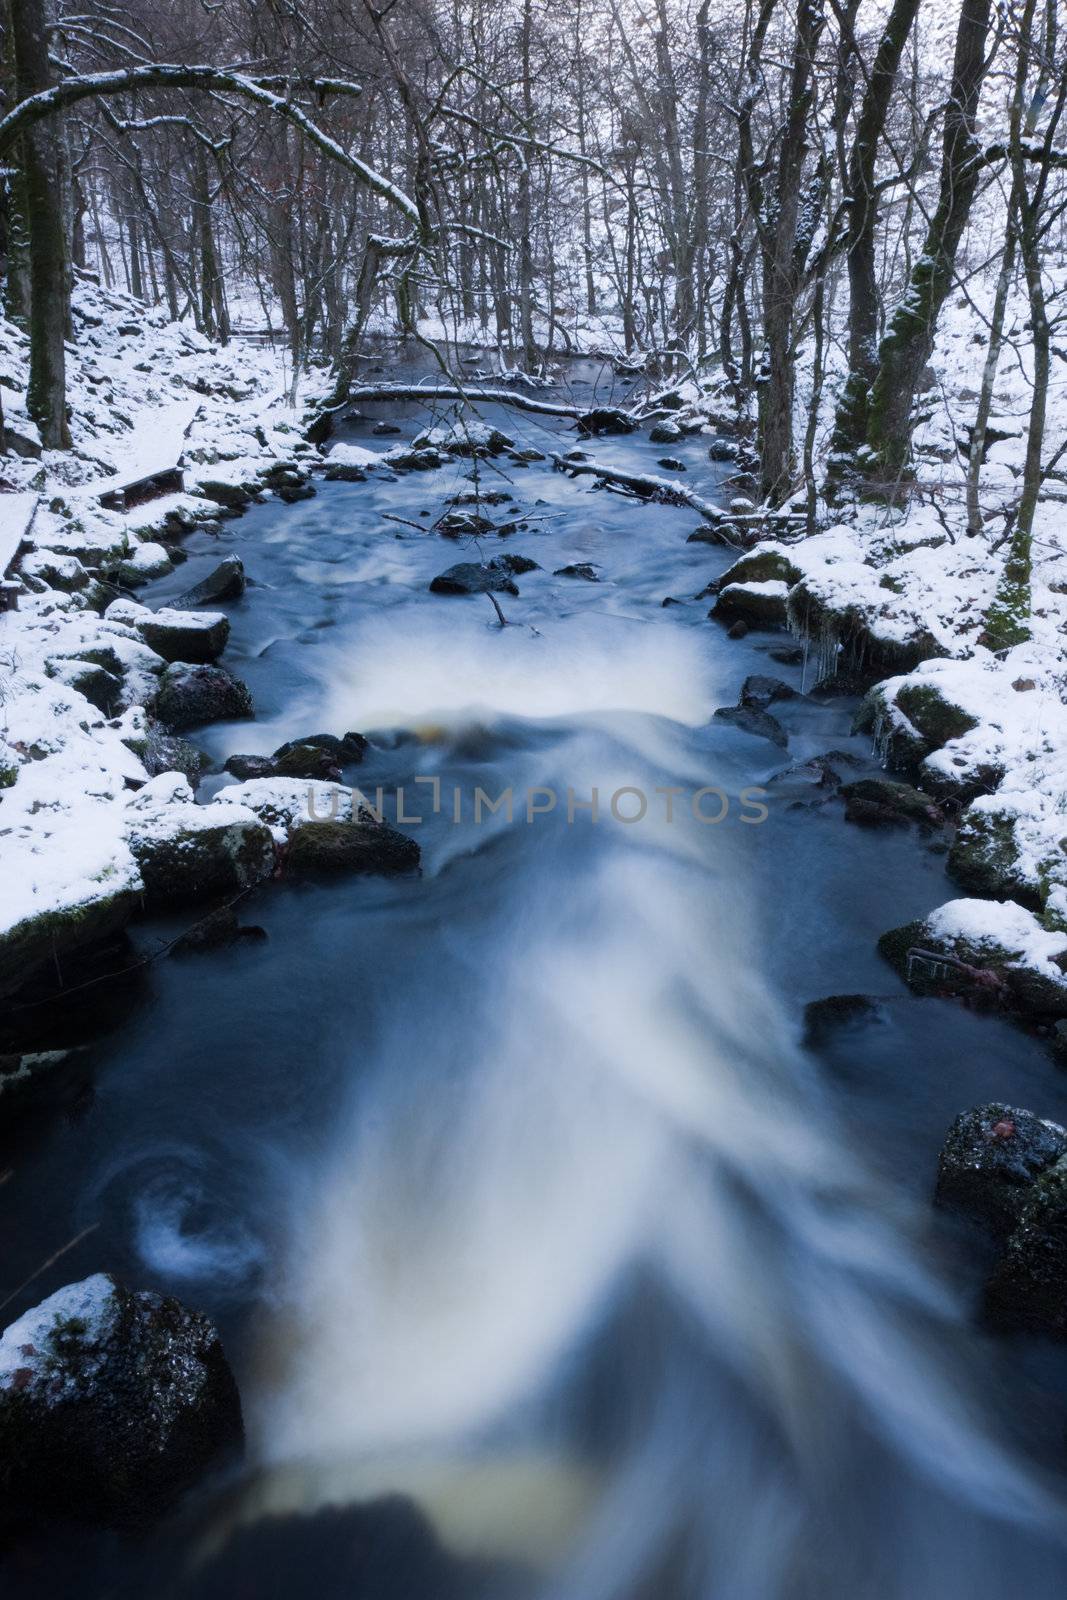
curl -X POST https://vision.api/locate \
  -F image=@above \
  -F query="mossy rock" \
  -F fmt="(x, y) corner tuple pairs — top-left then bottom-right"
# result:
(895, 683), (978, 746)
(0, 887), (138, 1002)
(197, 479), (253, 510)
(717, 548), (802, 588)
(130, 724), (210, 788)
(840, 777), (944, 830)
(787, 581), (943, 689)
(935, 1103), (1067, 1240)
(878, 916), (1067, 1017)
(985, 1157), (1067, 1335)
(948, 809), (1037, 907)
(711, 581), (789, 629)
(286, 820), (420, 877)
(129, 816), (274, 906)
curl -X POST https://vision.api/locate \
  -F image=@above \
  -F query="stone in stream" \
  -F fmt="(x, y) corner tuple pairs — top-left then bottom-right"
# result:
(712, 704), (788, 747)
(711, 580), (790, 629)
(555, 563), (601, 581)
(413, 419), (514, 457)
(727, 620), (748, 640)
(134, 723), (211, 788)
(154, 663), (255, 731)
(170, 905), (268, 955)
(985, 1156), (1067, 1335)
(106, 599), (230, 664)
(839, 777), (944, 830)
(438, 510), (496, 538)
(0, 1273), (243, 1528)
(739, 674), (798, 709)
(802, 994), (881, 1048)
(429, 554), (538, 596)
(176, 554), (246, 607)
(649, 421), (682, 444)
(371, 420), (402, 436)
(272, 731), (368, 780)
(225, 753), (278, 780)
(769, 645), (804, 666)
(878, 899), (1067, 1018)
(935, 1103), (1067, 1239)
(0, 1049), (86, 1115)
(286, 819), (421, 877)
(658, 456), (686, 471)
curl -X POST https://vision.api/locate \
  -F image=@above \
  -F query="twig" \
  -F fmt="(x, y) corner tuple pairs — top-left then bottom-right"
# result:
(0, 1224), (101, 1316)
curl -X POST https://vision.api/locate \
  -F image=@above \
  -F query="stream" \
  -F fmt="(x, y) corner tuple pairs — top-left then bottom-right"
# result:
(4, 353), (1067, 1597)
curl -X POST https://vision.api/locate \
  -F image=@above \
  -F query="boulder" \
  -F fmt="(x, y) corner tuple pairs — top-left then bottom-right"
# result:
(112, 542), (174, 587)
(658, 456), (686, 471)
(413, 419), (514, 457)
(717, 546), (802, 589)
(0, 876), (139, 1004)
(371, 420), (402, 436)
(154, 663), (254, 731)
(197, 478), (254, 510)
(176, 555), (246, 608)
(713, 705), (788, 747)
(840, 777), (945, 830)
(947, 802), (1048, 910)
(225, 753), (277, 780)
(106, 600), (229, 664)
(649, 421), (682, 444)
(125, 775), (274, 905)
(935, 1103), (1067, 1238)
(273, 731), (367, 773)
(554, 563), (600, 581)
(711, 580), (790, 629)
(132, 724), (210, 789)
(0, 1273), (242, 1527)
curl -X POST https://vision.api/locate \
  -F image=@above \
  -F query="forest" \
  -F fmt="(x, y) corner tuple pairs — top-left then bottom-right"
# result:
(3, 1), (1067, 1597)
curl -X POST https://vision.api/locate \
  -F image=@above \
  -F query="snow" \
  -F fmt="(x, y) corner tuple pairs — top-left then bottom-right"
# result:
(0, 1274), (118, 1395)
(926, 899), (1067, 981)
(214, 777), (355, 842)
(326, 441), (384, 468)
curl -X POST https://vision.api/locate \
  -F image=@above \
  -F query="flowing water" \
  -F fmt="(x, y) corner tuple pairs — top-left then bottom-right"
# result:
(4, 354), (1067, 1597)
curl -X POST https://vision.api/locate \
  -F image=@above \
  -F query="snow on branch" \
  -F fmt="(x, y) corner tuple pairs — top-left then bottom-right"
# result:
(0, 64), (416, 224)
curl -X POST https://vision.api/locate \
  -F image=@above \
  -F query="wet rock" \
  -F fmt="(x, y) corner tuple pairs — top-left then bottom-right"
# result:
(768, 645), (804, 666)
(840, 777), (945, 830)
(274, 731), (368, 768)
(739, 675), (798, 709)
(429, 558), (522, 596)
(947, 804), (1041, 908)
(0, 1273), (243, 1527)
(383, 445), (445, 472)
(106, 600), (229, 664)
(437, 510), (496, 538)
(323, 461), (368, 482)
(493, 553), (540, 576)
(125, 775), (274, 905)
(711, 580), (789, 629)
(176, 555), (246, 607)
(371, 420), (402, 436)
(286, 819), (421, 877)
(225, 753), (277, 780)
(554, 563), (600, 581)
(709, 437), (739, 462)
(802, 994), (880, 1048)
(717, 546), (802, 589)
(727, 620), (748, 639)
(0, 877), (139, 1004)
(136, 724), (210, 788)
(658, 456), (686, 471)
(507, 446), (545, 463)
(413, 419), (514, 457)
(713, 705), (788, 747)
(985, 1157), (1067, 1335)
(154, 663), (254, 731)
(171, 906), (268, 955)
(935, 1103), (1067, 1238)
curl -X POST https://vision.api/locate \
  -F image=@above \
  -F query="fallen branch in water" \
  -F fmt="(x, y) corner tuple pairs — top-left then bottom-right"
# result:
(485, 592), (509, 626)
(346, 382), (635, 433)
(548, 453), (807, 547)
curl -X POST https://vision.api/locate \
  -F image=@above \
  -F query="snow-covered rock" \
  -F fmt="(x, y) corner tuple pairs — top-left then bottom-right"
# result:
(124, 774), (274, 905)
(878, 897), (1067, 1017)
(106, 598), (230, 663)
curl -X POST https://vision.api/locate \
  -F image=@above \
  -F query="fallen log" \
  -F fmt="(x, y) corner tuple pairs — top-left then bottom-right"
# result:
(344, 383), (636, 434)
(548, 452), (807, 545)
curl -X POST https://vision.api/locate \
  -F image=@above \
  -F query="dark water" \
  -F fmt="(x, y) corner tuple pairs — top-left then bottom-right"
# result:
(4, 355), (1067, 1597)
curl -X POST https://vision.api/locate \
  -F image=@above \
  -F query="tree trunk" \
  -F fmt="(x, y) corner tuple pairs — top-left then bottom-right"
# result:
(863, 0), (993, 475)
(9, 0), (71, 448)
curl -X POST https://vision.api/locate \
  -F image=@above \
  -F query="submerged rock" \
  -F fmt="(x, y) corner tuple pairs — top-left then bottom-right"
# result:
(739, 675), (797, 709)
(154, 663), (255, 731)
(713, 705), (788, 747)
(935, 1103), (1067, 1238)
(554, 563), (601, 581)
(0, 1273), (243, 1527)
(171, 906), (267, 955)
(840, 777), (945, 830)
(802, 994), (880, 1047)
(176, 555), (246, 608)
(286, 819), (421, 877)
